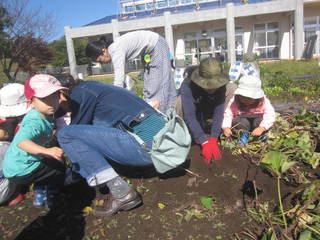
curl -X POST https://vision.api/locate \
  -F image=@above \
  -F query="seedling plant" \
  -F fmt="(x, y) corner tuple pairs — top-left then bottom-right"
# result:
(222, 110), (320, 239)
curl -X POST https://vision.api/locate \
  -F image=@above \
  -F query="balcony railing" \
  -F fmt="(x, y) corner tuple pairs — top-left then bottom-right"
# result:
(85, 0), (274, 27)
(117, 0), (273, 21)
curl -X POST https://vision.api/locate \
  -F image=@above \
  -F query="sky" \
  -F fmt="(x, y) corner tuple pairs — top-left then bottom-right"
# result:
(28, 0), (118, 42)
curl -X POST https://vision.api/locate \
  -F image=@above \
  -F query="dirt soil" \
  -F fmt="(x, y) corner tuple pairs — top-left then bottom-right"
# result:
(0, 145), (295, 240)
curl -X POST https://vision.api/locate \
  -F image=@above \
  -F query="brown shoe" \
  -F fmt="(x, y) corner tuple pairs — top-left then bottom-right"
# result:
(92, 188), (142, 217)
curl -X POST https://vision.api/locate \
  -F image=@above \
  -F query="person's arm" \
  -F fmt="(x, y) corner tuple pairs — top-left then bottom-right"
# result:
(15, 118), (64, 161)
(222, 97), (236, 137)
(221, 98), (234, 129)
(259, 97), (276, 130)
(111, 50), (126, 88)
(210, 87), (226, 138)
(18, 140), (63, 161)
(180, 82), (207, 144)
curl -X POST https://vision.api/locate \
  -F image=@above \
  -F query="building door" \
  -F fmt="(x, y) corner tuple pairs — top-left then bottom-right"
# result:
(304, 16), (320, 56)
(253, 22), (280, 59)
(184, 34), (212, 65)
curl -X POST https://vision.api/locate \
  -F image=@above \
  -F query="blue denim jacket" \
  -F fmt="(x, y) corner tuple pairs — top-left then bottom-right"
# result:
(69, 81), (156, 129)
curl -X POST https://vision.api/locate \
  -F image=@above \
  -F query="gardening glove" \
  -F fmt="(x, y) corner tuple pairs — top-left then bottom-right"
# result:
(251, 126), (266, 136)
(209, 137), (221, 161)
(201, 138), (221, 163)
(201, 140), (213, 164)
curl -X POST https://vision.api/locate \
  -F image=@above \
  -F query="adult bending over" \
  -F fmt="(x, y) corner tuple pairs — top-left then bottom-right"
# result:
(56, 76), (190, 217)
(85, 30), (176, 113)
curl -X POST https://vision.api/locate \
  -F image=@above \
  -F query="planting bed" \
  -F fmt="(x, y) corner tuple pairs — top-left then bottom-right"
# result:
(0, 100), (319, 240)
(0, 146), (295, 240)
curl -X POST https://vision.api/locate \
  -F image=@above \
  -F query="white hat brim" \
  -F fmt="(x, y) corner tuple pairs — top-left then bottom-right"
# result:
(234, 88), (265, 99)
(0, 102), (30, 118)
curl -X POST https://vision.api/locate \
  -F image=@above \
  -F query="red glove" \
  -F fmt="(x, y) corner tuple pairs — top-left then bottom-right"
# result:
(209, 137), (221, 161)
(201, 137), (221, 164)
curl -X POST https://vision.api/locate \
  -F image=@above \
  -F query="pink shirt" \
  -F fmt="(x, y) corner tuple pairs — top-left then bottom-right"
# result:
(222, 96), (275, 130)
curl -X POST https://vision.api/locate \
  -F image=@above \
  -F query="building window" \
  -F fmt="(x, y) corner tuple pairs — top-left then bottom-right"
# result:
(124, 5), (134, 13)
(213, 29), (227, 61)
(135, 4), (146, 11)
(235, 28), (244, 61)
(181, 0), (193, 4)
(146, 2), (155, 9)
(157, 0), (168, 8)
(184, 32), (212, 65)
(253, 22), (279, 59)
(304, 16), (320, 56)
(169, 0), (179, 6)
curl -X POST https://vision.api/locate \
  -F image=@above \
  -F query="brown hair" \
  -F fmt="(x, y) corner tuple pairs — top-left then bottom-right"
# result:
(54, 74), (81, 89)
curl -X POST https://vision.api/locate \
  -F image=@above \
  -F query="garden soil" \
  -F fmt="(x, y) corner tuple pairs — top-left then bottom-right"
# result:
(0, 145), (295, 240)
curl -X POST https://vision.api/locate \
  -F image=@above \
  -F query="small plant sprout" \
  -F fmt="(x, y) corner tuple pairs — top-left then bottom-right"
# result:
(261, 151), (297, 232)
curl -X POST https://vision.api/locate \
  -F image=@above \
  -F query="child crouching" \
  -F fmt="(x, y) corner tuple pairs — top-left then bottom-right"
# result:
(0, 83), (30, 205)
(222, 76), (275, 144)
(3, 74), (67, 209)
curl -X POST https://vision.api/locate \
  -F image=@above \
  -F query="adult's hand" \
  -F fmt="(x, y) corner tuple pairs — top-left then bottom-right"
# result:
(201, 141), (212, 164)
(201, 138), (221, 163)
(209, 137), (221, 161)
(148, 100), (160, 110)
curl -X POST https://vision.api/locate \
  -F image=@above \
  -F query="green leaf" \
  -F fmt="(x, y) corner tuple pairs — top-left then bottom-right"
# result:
(308, 153), (320, 169)
(261, 151), (286, 176)
(281, 161), (297, 173)
(200, 196), (216, 210)
(261, 231), (276, 240)
(298, 230), (312, 240)
(288, 131), (299, 139)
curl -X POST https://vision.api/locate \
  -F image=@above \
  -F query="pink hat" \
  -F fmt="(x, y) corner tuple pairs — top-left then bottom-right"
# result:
(24, 74), (67, 100)
(0, 118), (6, 124)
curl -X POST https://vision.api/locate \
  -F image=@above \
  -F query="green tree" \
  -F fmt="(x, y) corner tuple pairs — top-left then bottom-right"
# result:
(0, 0), (56, 82)
(74, 38), (89, 65)
(49, 37), (89, 68)
(49, 37), (68, 67)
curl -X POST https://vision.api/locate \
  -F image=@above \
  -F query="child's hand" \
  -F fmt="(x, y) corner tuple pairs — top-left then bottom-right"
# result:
(251, 126), (266, 136)
(223, 128), (233, 137)
(43, 147), (64, 161)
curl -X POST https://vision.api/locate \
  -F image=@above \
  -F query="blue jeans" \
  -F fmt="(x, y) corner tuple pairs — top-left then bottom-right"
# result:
(57, 125), (152, 187)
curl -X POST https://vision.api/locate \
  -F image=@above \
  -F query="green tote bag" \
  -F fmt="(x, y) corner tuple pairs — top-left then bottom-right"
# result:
(129, 108), (191, 173)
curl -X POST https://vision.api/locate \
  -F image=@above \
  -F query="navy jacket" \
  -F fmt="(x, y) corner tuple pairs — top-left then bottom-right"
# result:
(180, 79), (226, 144)
(69, 81), (156, 129)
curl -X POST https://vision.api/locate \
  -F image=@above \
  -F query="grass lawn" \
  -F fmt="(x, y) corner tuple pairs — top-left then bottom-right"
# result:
(85, 72), (144, 97)
(260, 59), (320, 76)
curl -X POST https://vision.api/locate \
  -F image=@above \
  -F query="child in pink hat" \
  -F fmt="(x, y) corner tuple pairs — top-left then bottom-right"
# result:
(3, 74), (67, 209)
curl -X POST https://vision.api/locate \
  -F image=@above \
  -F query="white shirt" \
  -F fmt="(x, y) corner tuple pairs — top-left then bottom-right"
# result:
(108, 30), (159, 87)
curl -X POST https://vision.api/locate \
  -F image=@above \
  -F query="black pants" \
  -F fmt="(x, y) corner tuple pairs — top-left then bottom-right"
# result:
(232, 114), (263, 132)
(9, 158), (66, 190)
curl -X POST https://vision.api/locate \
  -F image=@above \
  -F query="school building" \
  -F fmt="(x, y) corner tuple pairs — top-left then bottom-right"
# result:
(64, 0), (320, 77)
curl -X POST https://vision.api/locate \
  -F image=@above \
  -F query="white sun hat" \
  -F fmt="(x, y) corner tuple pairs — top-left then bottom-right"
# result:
(234, 75), (265, 99)
(0, 83), (30, 118)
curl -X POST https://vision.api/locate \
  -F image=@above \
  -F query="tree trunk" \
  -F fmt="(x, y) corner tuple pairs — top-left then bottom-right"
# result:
(3, 69), (15, 82)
